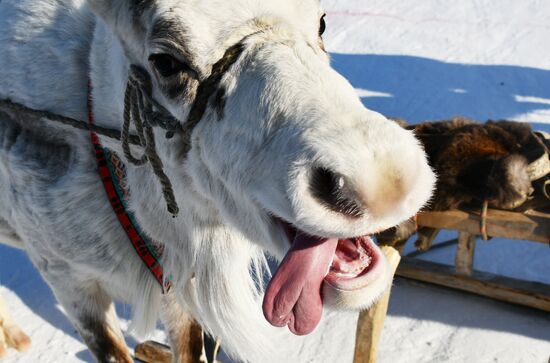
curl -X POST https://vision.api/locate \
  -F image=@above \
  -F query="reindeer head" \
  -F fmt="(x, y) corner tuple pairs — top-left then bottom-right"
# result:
(88, 0), (435, 337)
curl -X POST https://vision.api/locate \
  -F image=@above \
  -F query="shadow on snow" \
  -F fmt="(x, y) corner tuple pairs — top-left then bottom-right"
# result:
(331, 53), (550, 131)
(0, 245), (141, 362)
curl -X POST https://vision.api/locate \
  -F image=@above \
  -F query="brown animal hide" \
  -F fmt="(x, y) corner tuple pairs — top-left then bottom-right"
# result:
(379, 117), (549, 247)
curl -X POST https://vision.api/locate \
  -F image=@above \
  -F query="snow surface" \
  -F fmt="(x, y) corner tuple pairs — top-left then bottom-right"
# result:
(1, 0), (549, 362)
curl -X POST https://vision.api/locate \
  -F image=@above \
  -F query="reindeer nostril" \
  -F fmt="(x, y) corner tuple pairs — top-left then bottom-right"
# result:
(309, 167), (364, 218)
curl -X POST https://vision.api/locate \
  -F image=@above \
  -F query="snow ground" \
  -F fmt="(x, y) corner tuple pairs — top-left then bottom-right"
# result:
(1, 0), (549, 362)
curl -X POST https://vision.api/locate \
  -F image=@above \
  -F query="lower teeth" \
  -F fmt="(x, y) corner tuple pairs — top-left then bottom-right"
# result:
(357, 245), (372, 266)
(331, 242), (373, 276)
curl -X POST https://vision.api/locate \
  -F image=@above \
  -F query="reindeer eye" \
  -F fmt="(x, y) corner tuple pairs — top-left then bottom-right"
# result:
(149, 54), (190, 78)
(319, 14), (327, 37)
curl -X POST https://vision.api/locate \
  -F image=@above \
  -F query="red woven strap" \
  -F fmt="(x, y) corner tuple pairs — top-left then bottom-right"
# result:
(88, 83), (171, 293)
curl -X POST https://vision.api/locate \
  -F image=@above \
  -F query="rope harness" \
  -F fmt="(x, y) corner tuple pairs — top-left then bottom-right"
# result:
(0, 36), (246, 217)
(121, 67), (181, 216)
(0, 33), (250, 291)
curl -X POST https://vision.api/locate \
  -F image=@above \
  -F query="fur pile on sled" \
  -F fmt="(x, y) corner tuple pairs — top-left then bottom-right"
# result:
(377, 117), (550, 247)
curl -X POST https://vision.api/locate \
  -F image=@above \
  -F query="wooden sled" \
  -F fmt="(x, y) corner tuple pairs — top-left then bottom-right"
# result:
(397, 206), (550, 313)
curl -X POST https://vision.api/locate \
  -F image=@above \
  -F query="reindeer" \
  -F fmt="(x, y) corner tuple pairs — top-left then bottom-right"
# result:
(0, 0), (435, 361)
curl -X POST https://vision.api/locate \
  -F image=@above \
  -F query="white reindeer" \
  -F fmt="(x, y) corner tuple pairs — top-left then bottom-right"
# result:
(0, 0), (435, 362)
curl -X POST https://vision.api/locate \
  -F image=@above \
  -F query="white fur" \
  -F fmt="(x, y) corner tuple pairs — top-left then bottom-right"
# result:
(0, 0), (435, 361)
(323, 260), (393, 311)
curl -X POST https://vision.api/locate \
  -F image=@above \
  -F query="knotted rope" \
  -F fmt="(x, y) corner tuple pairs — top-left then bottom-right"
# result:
(122, 66), (181, 216)
(119, 41), (246, 215)
(0, 98), (142, 145)
(0, 70), (182, 215)
(0, 35), (248, 217)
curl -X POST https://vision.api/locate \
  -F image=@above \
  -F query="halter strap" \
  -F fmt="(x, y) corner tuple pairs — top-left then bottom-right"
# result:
(119, 34), (249, 216)
(82, 30), (256, 292)
(0, 24), (269, 215)
(88, 82), (172, 293)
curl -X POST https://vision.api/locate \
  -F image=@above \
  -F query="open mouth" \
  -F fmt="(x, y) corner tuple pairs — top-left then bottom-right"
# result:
(262, 219), (385, 336)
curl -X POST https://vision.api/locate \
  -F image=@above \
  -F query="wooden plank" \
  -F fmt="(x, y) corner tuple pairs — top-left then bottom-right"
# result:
(204, 335), (221, 363)
(455, 232), (476, 276)
(135, 341), (172, 363)
(354, 246), (401, 363)
(135, 334), (220, 363)
(417, 209), (550, 243)
(414, 227), (440, 251)
(397, 257), (550, 312)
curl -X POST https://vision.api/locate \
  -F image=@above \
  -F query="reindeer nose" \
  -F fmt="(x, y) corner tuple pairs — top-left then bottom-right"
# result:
(309, 167), (365, 218)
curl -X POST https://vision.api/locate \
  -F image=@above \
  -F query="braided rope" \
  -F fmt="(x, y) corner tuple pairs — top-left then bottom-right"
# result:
(480, 200), (489, 241)
(0, 98), (142, 145)
(125, 67), (180, 216)
(0, 31), (251, 217)
(122, 81), (148, 165)
(116, 40), (247, 216)
(180, 42), (245, 155)
(0, 75), (181, 215)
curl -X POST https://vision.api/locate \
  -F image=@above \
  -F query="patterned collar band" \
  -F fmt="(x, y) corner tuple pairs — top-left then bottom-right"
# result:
(87, 82), (172, 293)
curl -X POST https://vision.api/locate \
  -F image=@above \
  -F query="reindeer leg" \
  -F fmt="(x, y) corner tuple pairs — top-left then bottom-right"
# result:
(159, 293), (205, 363)
(0, 293), (31, 357)
(44, 277), (132, 363)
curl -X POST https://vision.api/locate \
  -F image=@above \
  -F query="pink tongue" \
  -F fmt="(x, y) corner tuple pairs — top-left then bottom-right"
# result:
(262, 234), (338, 335)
